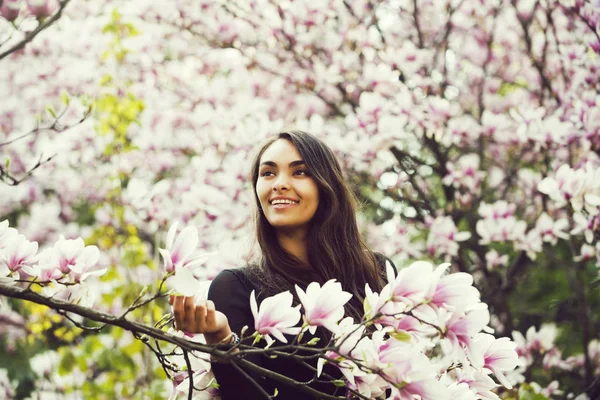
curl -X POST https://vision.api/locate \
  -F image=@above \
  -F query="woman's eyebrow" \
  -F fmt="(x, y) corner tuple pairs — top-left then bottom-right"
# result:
(259, 160), (305, 167)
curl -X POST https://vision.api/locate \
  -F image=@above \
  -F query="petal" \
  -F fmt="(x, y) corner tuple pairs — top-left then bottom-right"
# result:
(166, 222), (179, 250)
(173, 267), (201, 297)
(172, 226), (199, 261)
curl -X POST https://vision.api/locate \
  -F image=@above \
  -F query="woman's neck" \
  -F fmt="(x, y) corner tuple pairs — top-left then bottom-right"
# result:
(276, 228), (309, 266)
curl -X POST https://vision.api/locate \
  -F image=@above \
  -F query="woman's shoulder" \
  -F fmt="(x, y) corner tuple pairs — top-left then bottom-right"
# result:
(210, 267), (257, 292)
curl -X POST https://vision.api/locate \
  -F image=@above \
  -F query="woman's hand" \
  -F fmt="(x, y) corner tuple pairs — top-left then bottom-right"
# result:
(169, 295), (232, 344)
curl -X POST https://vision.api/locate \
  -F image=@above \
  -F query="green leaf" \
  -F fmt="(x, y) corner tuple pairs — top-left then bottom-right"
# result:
(332, 380), (346, 387)
(4, 157), (10, 170)
(61, 91), (70, 106)
(46, 105), (57, 119)
(58, 351), (76, 375)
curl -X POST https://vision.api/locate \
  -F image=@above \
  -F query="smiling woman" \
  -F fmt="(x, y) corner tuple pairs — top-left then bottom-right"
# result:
(170, 130), (397, 399)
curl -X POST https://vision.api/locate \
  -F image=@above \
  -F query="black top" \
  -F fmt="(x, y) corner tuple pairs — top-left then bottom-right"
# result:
(207, 253), (397, 400)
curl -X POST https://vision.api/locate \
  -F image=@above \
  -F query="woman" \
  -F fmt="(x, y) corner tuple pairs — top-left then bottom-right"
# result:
(171, 131), (397, 399)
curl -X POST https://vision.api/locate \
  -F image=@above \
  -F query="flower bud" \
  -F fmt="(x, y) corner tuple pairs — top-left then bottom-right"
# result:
(0, 0), (21, 22)
(26, 0), (57, 18)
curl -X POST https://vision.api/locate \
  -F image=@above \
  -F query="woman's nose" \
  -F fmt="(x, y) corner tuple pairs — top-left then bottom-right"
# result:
(273, 175), (290, 192)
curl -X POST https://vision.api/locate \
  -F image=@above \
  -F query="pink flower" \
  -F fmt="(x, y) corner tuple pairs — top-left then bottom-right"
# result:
(0, 220), (18, 250)
(387, 260), (433, 307)
(0, 0), (21, 22)
(0, 234), (38, 274)
(377, 339), (448, 399)
(159, 223), (209, 273)
(444, 306), (491, 362)
(295, 279), (352, 334)
(250, 290), (301, 344)
(26, 0), (56, 18)
(473, 333), (519, 389)
(431, 266), (480, 311)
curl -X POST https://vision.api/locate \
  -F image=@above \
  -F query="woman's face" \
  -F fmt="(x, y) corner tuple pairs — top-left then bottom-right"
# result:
(256, 139), (320, 235)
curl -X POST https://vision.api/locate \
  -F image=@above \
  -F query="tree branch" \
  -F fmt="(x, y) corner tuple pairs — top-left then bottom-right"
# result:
(0, 0), (72, 61)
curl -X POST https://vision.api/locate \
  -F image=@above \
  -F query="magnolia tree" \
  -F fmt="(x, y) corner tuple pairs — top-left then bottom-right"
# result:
(0, 0), (599, 398)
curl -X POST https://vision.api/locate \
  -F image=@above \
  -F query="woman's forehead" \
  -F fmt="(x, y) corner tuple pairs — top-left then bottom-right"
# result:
(260, 139), (302, 164)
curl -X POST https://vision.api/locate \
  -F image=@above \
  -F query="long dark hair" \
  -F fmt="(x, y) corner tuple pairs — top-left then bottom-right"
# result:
(246, 131), (386, 322)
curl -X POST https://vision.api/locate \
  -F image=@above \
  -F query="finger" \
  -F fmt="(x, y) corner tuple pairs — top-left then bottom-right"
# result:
(173, 296), (185, 331)
(205, 300), (217, 332)
(194, 302), (206, 333)
(184, 296), (195, 330)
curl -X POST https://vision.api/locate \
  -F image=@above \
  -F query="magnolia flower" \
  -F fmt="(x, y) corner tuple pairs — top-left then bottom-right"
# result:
(170, 369), (220, 400)
(535, 213), (569, 245)
(443, 306), (491, 363)
(472, 333), (519, 389)
(363, 282), (396, 323)
(451, 367), (500, 400)
(478, 201), (516, 220)
(0, 0), (21, 22)
(159, 223), (212, 273)
(171, 266), (211, 298)
(295, 279), (352, 334)
(387, 260), (433, 307)
(574, 243), (596, 262)
(426, 216), (471, 258)
(0, 220), (18, 250)
(26, 0), (57, 18)
(430, 265), (480, 311)
(378, 340), (448, 399)
(476, 217), (527, 245)
(250, 290), (301, 344)
(485, 250), (509, 270)
(0, 234), (38, 275)
(442, 154), (485, 191)
(41, 236), (99, 274)
(571, 213), (599, 243)
(538, 163), (600, 215)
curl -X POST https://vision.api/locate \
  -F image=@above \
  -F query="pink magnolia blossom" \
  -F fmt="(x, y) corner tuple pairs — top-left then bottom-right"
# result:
(249, 290), (301, 344)
(386, 260), (434, 307)
(443, 154), (486, 191)
(443, 306), (491, 363)
(472, 333), (519, 389)
(571, 212), (600, 243)
(430, 266), (481, 311)
(450, 367), (500, 400)
(0, 234), (38, 275)
(535, 213), (570, 245)
(295, 279), (352, 335)
(159, 223), (209, 273)
(171, 266), (211, 298)
(40, 236), (99, 274)
(485, 250), (509, 270)
(0, 0), (21, 22)
(363, 281), (403, 328)
(478, 201), (517, 220)
(426, 216), (472, 259)
(574, 243), (596, 262)
(26, 0), (57, 18)
(377, 339), (449, 399)
(0, 220), (18, 250)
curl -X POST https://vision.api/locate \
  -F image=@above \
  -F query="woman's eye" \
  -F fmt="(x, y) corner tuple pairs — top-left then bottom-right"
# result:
(294, 170), (309, 176)
(261, 171), (274, 177)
